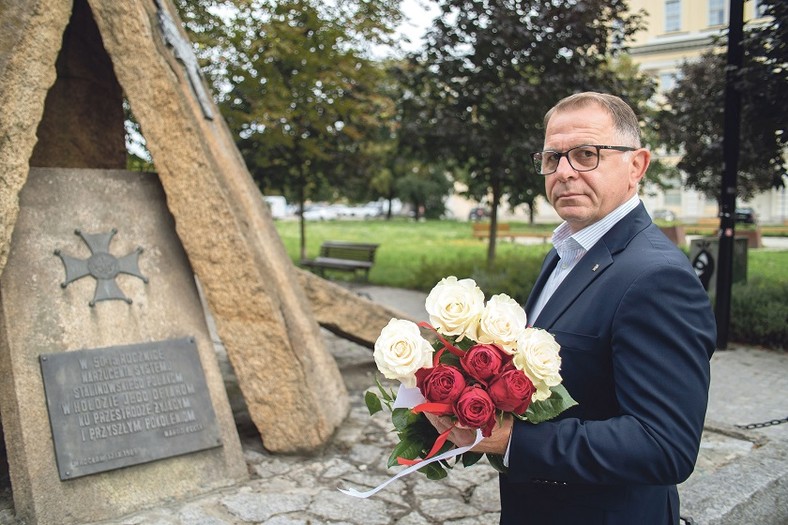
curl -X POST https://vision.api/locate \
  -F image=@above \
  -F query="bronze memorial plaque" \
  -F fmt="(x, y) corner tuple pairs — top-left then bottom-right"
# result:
(40, 337), (222, 480)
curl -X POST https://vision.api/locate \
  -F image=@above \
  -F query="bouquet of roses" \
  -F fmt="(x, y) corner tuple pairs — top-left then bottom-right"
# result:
(340, 276), (576, 498)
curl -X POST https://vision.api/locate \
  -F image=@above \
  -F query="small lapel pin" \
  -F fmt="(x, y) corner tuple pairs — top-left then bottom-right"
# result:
(592, 263), (599, 272)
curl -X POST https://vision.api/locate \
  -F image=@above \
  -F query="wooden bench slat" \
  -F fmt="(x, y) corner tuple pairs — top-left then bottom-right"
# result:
(472, 223), (549, 243)
(302, 257), (373, 270)
(301, 241), (379, 280)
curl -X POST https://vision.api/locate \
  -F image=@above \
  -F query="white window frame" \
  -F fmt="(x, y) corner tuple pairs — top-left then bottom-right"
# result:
(709, 0), (726, 26)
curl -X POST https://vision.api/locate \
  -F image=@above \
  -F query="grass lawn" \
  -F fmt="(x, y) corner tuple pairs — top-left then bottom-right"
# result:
(273, 218), (786, 289)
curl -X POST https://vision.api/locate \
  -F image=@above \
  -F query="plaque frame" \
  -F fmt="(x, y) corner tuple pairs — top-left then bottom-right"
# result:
(40, 337), (222, 480)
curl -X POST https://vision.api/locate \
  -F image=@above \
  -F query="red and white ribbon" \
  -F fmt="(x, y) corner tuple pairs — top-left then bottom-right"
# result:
(338, 386), (483, 499)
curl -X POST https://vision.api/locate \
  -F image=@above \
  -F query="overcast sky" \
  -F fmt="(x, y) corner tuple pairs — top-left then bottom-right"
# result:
(386, 0), (439, 54)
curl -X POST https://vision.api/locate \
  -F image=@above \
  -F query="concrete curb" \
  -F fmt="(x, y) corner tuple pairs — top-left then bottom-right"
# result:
(680, 439), (788, 524)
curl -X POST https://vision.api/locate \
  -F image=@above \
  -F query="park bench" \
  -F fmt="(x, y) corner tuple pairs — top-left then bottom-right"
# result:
(472, 223), (549, 243)
(301, 241), (380, 281)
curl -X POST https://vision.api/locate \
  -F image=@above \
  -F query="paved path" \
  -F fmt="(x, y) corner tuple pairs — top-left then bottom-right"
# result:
(1, 286), (785, 525)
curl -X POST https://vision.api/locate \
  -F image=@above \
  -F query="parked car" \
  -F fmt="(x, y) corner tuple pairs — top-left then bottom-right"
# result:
(347, 204), (381, 218)
(301, 205), (338, 221)
(652, 209), (676, 222)
(735, 208), (757, 224)
(263, 195), (288, 219)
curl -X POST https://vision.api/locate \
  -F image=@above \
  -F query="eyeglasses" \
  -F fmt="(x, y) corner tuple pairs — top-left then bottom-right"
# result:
(531, 144), (637, 176)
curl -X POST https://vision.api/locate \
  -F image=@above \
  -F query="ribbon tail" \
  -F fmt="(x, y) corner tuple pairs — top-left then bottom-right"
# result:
(397, 425), (453, 466)
(338, 429), (484, 499)
(412, 402), (452, 415)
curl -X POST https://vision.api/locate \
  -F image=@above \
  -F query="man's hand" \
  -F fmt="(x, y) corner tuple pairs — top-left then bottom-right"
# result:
(424, 413), (513, 455)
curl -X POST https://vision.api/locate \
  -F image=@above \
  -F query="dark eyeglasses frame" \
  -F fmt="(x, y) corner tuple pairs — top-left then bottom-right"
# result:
(531, 144), (637, 176)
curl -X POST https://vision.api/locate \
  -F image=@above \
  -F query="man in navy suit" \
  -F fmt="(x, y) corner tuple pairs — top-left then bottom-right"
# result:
(429, 92), (716, 524)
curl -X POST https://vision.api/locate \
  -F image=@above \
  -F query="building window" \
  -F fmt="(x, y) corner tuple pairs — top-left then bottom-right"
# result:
(709, 0), (726, 25)
(753, 0), (767, 18)
(664, 187), (682, 206)
(665, 0), (681, 32)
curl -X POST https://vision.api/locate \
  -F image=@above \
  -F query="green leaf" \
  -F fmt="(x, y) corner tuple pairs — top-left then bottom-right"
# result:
(524, 384), (578, 424)
(461, 451), (483, 468)
(455, 338), (475, 351)
(388, 437), (424, 467)
(486, 454), (508, 474)
(375, 376), (396, 403)
(365, 391), (383, 415)
(438, 351), (462, 367)
(391, 408), (420, 432)
(421, 461), (448, 480)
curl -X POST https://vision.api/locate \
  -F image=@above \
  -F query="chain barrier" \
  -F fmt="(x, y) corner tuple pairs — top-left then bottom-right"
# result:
(734, 416), (788, 430)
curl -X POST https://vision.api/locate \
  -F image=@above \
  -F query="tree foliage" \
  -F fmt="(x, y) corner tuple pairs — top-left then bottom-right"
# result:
(653, 0), (786, 201)
(174, 0), (405, 258)
(396, 0), (653, 263)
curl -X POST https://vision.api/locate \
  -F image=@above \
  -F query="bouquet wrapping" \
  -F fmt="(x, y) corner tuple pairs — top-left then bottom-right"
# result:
(340, 277), (576, 498)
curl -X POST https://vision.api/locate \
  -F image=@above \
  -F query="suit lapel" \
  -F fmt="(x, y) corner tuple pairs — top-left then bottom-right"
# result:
(530, 202), (653, 329)
(525, 249), (560, 316)
(532, 244), (613, 328)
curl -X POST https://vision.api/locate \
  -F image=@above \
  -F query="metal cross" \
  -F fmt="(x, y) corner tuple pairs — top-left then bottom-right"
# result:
(54, 229), (148, 307)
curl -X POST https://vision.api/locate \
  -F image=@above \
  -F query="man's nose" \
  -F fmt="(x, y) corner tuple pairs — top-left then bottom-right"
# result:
(552, 155), (577, 180)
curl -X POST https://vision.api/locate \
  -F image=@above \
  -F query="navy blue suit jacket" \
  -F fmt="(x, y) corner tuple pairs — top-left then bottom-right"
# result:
(500, 203), (716, 525)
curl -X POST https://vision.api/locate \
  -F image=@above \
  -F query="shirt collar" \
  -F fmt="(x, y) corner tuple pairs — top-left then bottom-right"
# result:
(550, 194), (640, 252)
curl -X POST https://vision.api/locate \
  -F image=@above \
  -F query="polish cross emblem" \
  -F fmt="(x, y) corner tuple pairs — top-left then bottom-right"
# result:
(54, 229), (148, 306)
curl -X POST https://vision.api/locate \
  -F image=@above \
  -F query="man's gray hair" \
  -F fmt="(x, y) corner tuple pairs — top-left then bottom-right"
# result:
(544, 92), (642, 148)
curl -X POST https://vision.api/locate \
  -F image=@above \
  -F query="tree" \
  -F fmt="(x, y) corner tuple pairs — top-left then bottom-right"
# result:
(174, 0), (404, 260)
(653, 0), (786, 202)
(398, 0), (651, 264)
(395, 163), (454, 219)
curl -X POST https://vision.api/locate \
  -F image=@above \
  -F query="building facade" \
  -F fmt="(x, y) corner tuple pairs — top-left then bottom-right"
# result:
(628, 0), (785, 224)
(457, 1), (785, 225)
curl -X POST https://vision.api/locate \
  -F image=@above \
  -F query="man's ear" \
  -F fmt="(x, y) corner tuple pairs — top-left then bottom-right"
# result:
(629, 148), (651, 185)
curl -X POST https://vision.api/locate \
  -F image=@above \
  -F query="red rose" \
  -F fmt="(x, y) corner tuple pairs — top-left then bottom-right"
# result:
(461, 344), (507, 383)
(454, 385), (497, 437)
(488, 367), (535, 414)
(416, 365), (466, 408)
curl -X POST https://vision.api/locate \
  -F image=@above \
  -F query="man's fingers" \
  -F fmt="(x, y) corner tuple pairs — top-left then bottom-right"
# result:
(424, 412), (453, 432)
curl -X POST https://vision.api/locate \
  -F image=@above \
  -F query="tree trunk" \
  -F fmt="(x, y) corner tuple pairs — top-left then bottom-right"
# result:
(298, 161), (307, 262)
(487, 173), (501, 266)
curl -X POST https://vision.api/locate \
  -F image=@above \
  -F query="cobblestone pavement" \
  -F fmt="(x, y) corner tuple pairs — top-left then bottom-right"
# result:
(1, 286), (785, 525)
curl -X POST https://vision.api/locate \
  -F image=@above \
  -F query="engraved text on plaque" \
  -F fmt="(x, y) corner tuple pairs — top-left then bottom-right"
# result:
(40, 338), (222, 480)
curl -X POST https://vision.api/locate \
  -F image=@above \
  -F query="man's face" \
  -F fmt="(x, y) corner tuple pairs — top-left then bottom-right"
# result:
(543, 104), (649, 232)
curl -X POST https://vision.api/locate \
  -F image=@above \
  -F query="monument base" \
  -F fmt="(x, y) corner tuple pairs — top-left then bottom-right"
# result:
(0, 169), (247, 525)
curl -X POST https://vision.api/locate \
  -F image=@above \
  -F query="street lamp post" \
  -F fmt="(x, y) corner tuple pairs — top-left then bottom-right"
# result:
(715, 0), (745, 350)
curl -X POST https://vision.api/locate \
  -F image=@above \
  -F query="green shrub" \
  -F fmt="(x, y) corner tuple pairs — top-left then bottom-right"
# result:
(470, 256), (543, 305)
(728, 277), (788, 350)
(274, 220), (785, 349)
(411, 252), (543, 305)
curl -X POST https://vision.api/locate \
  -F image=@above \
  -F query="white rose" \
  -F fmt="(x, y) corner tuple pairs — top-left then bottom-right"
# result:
(476, 293), (527, 354)
(513, 328), (562, 401)
(424, 276), (485, 339)
(373, 319), (434, 388)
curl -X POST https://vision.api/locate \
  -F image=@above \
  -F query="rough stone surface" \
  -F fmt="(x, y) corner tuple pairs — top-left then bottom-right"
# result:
(0, 0), (71, 273)
(0, 0), (349, 459)
(85, 0), (349, 453)
(680, 439), (788, 525)
(0, 169), (247, 525)
(296, 273), (418, 348)
(29, 0), (126, 169)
